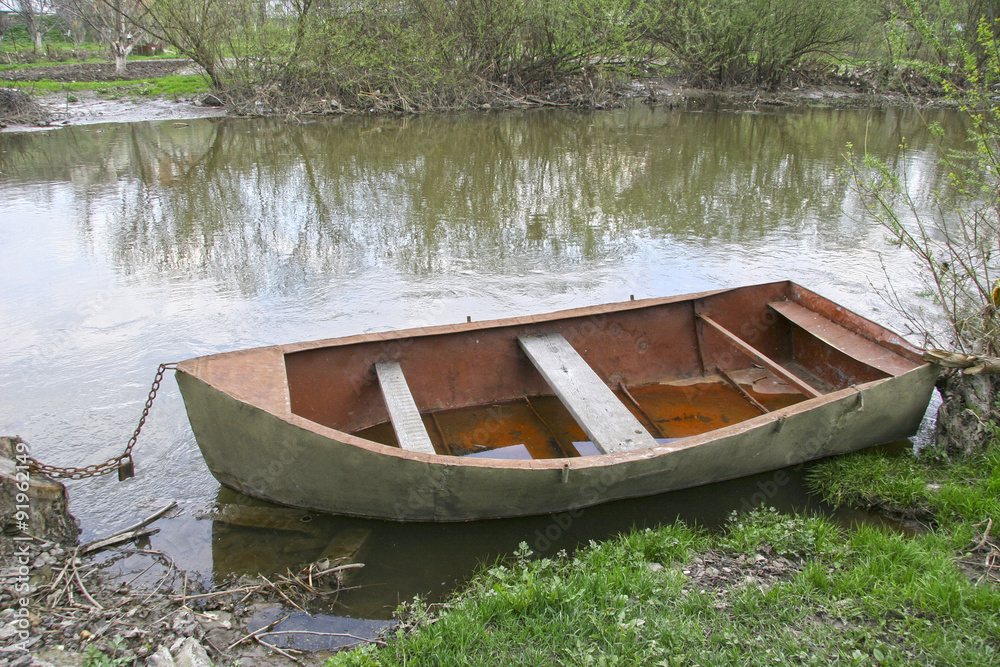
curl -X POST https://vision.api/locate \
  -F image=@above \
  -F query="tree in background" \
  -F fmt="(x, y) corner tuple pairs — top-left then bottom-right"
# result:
(133, 0), (228, 87)
(1, 0), (59, 53)
(60, 0), (152, 72)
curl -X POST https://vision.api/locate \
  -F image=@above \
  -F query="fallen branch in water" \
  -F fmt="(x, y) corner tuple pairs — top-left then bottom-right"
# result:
(81, 501), (178, 555)
(80, 527), (159, 555)
(258, 629), (388, 646)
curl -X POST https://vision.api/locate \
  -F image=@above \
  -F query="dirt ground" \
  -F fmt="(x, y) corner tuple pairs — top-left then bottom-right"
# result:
(1, 59), (195, 83)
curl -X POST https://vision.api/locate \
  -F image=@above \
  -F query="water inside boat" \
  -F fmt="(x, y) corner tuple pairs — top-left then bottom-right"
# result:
(354, 369), (810, 459)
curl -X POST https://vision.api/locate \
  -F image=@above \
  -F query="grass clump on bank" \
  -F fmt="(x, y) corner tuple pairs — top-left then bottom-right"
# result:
(0, 75), (210, 99)
(807, 432), (1000, 547)
(328, 507), (1000, 666)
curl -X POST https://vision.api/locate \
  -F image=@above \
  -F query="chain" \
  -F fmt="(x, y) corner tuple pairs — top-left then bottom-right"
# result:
(27, 363), (178, 481)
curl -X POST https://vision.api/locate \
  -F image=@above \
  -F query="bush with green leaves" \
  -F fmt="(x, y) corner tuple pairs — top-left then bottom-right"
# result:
(641, 0), (858, 88)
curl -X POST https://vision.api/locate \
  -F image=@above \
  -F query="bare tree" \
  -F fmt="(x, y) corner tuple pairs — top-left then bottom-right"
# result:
(135, 0), (229, 88)
(61, 0), (151, 73)
(0, 0), (59, 53)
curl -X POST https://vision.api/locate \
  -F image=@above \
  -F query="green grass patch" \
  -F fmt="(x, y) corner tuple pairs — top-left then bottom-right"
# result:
(807, 434), (1000, 542)
(0, 75), (210, 99)
(328, 508), (1000, 666)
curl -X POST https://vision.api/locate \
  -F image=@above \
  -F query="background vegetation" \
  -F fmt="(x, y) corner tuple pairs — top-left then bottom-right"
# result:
(1, 0), (997, 110)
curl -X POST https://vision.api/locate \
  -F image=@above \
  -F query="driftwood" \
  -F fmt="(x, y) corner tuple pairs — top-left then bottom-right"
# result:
(924, 349), (1000, 374)
(80, 501), (177, 555)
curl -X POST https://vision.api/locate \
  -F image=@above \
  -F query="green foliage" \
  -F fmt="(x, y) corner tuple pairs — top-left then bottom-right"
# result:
(808, 432), (1000, 537)
(0, 75), (210, 98)
(846, 11), (1000, 356)
(882, 0), (1000, 75)
(82, 639), (131, 667)
(140, 0), (652, 112)
(721, 506), (845, 558)
(327, 509), (1000, 666)
(641, 0), (859, 88)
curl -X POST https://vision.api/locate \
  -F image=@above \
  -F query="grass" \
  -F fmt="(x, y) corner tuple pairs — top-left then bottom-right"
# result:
(328, 506), (1000, 666)
(807, 431), (1000, 547)
(0, 75), (210, 99)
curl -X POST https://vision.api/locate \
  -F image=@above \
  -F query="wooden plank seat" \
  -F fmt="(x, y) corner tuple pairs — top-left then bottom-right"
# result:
(518, 333), (659, 455)
(697, 313), (824, 399)
(375, 361), (436, 455)
(768, 301), (913, 376)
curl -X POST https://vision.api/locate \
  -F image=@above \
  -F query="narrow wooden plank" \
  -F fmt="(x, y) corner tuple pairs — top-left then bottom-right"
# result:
(769, 301), (913, 376)
(375, 361), (436, 455)
(518, 333), (658, 454)
(718, 368), (769, 414)
(697, 314), (824, 399)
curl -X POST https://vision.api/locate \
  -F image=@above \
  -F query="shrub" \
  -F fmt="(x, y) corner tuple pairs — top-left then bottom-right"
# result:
(642, 0), (858, 88)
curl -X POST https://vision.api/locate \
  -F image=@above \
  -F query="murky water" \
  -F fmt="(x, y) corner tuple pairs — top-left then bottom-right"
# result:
(0, 104), (959, 620)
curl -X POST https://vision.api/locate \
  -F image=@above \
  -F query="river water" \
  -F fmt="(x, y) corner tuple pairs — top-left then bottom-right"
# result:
(0, 104), (960, 622)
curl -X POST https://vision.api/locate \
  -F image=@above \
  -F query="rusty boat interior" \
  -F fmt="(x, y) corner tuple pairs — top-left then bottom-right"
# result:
(279, 282), (926, 461)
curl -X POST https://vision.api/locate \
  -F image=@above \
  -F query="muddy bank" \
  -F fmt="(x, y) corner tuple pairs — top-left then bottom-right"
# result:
(0, 438), (379, 666)
(1, 57), (947, 131)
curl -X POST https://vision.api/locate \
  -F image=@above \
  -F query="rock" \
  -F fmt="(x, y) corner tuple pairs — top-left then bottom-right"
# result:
(10, 654), (34, 667)
(0, 436), (80, 545)
(172, 637), (212, 667)
(197, 610), (232, 631)
(147, 645), (177, 667)
(201, 94), (224, 107)
(33, 647), (86, 666)
(0, 620), (20, 641)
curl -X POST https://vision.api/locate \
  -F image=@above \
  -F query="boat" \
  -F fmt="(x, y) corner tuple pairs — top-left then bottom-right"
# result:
(175, 281), (939, 522)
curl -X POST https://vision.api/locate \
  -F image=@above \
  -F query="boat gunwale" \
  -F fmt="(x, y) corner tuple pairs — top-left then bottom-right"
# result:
(176, 281), (933, 473)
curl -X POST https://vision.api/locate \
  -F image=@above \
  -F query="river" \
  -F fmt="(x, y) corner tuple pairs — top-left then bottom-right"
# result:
(0, 104), (959, 624)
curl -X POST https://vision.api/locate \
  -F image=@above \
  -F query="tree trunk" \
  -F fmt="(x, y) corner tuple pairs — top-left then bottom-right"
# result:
(115, 50), (128, 75)
(934, 371), (1000, 456)
(33, 27), (42, 54)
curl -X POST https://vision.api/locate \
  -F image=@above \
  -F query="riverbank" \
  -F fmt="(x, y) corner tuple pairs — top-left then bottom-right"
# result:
(328, 506), (999, 666)
(0, 501), (367, 667)
(0, 58), (945, 131)
(6, 435), (997, 666)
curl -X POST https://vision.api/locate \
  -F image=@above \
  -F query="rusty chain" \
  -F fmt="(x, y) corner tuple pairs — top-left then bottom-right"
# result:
(27, 363), (178, 481)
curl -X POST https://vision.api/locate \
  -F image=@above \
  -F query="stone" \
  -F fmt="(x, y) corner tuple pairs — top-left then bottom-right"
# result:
(32, 647), (86, 666)
(172, 637), (212, 667)
(147, 645), (177, 667)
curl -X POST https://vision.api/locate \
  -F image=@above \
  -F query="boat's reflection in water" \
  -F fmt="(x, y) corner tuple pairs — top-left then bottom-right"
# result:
(209, 443), (911, 621)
